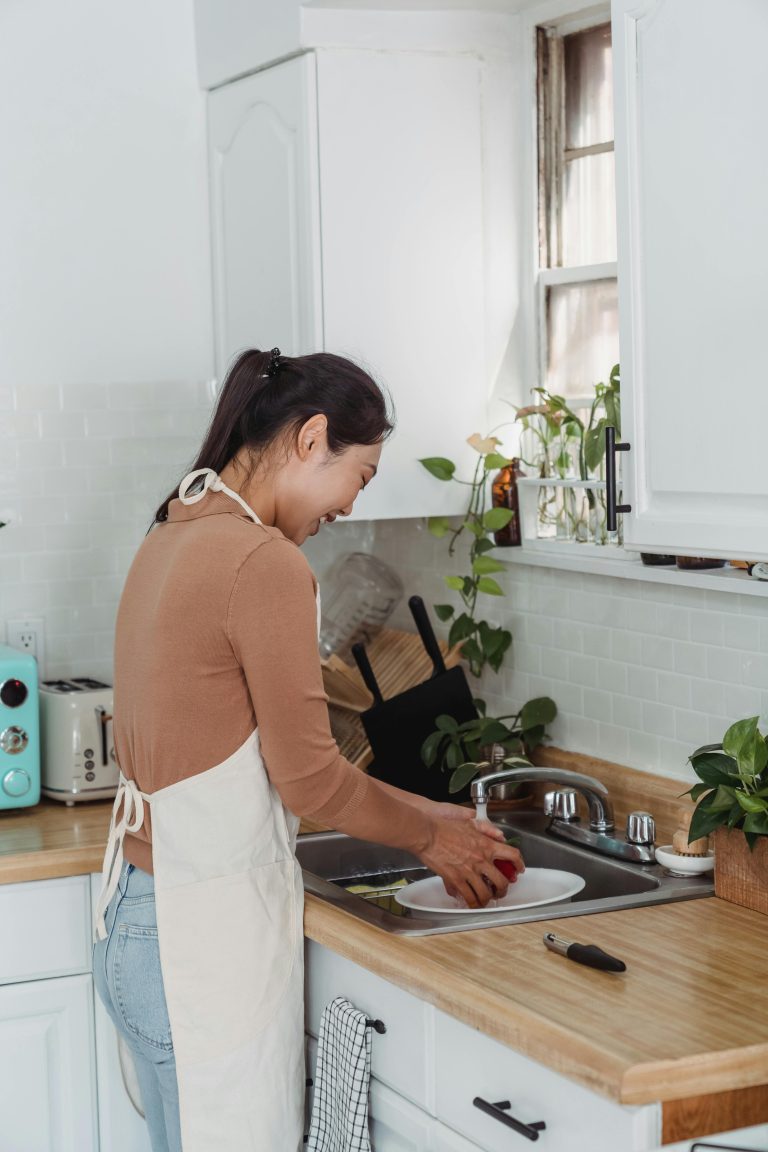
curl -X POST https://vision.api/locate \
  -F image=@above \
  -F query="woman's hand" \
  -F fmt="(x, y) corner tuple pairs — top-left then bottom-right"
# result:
(417, 814), (526, 908)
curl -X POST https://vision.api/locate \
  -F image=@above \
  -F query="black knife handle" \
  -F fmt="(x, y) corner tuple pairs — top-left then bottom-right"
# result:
(351, 643), (384, 706)
(566, 943), (626, 972)
(408, 596), (446, 677)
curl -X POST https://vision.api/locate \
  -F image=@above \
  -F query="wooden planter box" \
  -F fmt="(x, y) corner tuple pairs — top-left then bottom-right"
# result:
(714, 828), (768, 915)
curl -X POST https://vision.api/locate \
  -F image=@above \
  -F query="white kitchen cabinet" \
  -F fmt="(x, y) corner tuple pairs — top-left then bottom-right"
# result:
(613, 0), (768, 561)
(208, 55), (323, 375)
(0, 973), (98, 1152)
(370, 1080), (434, 1151)
(0, 873), (92, 985)
(207, 48), (488, 520)
(305, 940), (662, 1152)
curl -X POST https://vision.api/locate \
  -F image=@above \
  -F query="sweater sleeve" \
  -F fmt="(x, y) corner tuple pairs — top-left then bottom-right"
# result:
(226, 537), (370, 824)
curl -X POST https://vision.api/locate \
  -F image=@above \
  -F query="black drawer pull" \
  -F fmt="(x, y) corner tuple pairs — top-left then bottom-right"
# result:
(473, 1097), (546, 1142)
(605, 425), (631, 531)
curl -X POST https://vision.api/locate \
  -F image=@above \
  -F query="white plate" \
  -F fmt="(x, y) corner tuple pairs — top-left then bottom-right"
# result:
(654, 845), (715, 876)
(395, 868), (586, 915)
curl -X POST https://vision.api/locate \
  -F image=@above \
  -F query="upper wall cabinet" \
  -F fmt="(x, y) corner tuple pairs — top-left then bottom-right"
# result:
(208, 50), (488, 520)
(613, 0), (768, 560)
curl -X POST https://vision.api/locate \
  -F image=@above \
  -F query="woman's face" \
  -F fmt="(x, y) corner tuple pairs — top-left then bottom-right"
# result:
(274, 417), (382, 545)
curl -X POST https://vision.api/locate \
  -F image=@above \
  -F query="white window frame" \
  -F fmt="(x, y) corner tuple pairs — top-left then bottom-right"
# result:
(518, 1), (614, 401)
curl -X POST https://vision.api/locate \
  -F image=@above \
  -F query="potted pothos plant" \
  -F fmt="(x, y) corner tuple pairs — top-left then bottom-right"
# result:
(422, 696), (557, 797)
(684, 716), (768, 914)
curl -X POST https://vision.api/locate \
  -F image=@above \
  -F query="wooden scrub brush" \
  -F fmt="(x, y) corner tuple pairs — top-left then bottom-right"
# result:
(672, 806), (710, 857)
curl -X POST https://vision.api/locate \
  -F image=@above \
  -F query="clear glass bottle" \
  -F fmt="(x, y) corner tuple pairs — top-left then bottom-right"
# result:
(318, 552), (404, 662)
(491, 459), (525, 547)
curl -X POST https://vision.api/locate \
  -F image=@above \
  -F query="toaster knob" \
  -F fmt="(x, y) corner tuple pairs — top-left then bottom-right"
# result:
(0, 726), (28, 755)
(2, 768), (31, 798)
(0, 679), (28, 708)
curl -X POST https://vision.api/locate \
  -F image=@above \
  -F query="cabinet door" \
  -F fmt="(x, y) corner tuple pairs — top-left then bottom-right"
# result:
(369, 1079), (433, 1152)
(613, 0), (768, 559)
(208, 54), (323, 377)
(0, 974), (98, 1152)
(93, 985), (152, 1152)
(317, 49), (489, 520)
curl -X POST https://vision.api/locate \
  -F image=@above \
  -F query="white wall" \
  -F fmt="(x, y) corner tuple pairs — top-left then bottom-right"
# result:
(0, 0), (214, 682)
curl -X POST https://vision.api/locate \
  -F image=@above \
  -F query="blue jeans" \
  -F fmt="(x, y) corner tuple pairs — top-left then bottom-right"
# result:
(93, 862), (182, 1152)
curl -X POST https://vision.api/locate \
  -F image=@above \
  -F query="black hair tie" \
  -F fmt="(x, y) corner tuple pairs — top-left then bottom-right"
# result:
(267, 347), (282, 377)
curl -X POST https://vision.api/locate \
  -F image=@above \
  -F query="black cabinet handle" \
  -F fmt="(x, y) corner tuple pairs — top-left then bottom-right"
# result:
(605, 425), (631, 531)
(473, 1097), (546, 1141)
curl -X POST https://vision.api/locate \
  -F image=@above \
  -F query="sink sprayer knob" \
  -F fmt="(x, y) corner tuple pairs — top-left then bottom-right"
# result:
(626, 811), (656, 845)
(550, 787), (579, 822)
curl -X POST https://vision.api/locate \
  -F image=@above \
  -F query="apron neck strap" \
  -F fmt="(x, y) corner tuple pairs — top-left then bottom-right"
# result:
(178, 468), (262, 525)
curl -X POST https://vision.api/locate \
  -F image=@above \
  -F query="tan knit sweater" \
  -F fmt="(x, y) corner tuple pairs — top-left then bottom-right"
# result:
(115, 490), (371, 872)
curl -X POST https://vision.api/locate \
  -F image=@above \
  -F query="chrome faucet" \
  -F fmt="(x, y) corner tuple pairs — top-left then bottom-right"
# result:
(471, 766), (615, 832)
(470, 766), (656, 864)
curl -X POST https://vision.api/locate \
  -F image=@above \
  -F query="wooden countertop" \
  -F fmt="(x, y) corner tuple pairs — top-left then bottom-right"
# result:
(3, 792), (768, 1114)
(304, 893), (768, 1107)
(0, 797), (113, 883)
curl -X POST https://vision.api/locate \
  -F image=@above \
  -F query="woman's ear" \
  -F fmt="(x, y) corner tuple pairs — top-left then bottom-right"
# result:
(296, 414), (329, 461)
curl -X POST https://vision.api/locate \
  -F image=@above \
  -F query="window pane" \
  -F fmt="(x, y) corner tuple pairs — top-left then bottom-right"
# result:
(546, 278), (619, 397)
(562, 151), (617, 265)
(564, 23), (613, 150)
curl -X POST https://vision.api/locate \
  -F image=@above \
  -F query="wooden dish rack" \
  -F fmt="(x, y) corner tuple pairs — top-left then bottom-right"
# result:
(323, 627), (464, 770)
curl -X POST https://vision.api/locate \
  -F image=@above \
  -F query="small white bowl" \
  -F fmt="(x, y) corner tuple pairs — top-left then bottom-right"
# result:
(654, 844), (715, 876)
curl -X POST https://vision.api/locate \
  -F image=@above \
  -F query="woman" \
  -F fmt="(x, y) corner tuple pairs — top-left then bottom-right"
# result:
(93, 348), (524, 1152)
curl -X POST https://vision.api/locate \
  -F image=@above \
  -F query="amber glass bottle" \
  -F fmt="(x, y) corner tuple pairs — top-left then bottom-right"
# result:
(676, 556), (726, 570)
(491, 459), (525, 547)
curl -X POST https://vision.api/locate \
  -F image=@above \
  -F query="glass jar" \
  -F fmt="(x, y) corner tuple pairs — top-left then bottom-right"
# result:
(491, 459), (525, 546)
(675, 556), (726, 570)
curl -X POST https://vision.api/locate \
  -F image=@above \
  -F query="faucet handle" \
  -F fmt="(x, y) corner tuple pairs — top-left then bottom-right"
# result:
(626, 811), (656, 845)
(550, 788), (579, 822)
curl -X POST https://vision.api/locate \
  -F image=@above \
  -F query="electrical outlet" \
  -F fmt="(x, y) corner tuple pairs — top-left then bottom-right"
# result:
(6, 618), (45, 673)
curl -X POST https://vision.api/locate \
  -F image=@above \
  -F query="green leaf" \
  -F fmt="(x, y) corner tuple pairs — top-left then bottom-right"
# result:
(477, 720), (512, 745)
(689, 751), (740, 787)
(742, 811), (768, 836)
(448, 762), (481, 794)
(474, 538), (496, 555)
(482, 507), (514, 532)
(421, 730), (445, 768)
(483, 452), (512, 471)
(476, 576), (504, 596)
(419, 456), (456, 481)
(477, 622), (507, 658)
(520, 696), (557, 729)
(434, 604), (454, 622)
(445, 742), (460, 770)
(444, 575), (465, 591)
(709, 785), (737, 812)
(473, 698), (487, 717)
(722, 716), (765, 776)
(427, 515), (452, 538)
(448, 613), (477, 648)
(487, 633), (512, 673)
(464, 518), (485, 539)
(461, 637), (484, 671)
(435, 714), (459, 735)
(735, 790), (768, 814)
(472, 555), (506, 576)
(584, 423), (607, 474)
(688, 783), (711, 801)
(689, 802), (728, 842)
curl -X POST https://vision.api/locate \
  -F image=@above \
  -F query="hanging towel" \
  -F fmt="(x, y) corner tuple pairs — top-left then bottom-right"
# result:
(307, 997), (372, 1152)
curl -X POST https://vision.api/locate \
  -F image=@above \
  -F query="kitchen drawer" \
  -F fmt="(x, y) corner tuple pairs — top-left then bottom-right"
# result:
(0, 874), (92, 985)
(305, 940), (431, 1110)
(649, 1124), (768, 1152)
(433, 1010), (660, 1152)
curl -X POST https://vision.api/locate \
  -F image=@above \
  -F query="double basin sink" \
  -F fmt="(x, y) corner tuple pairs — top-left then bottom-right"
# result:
(297, 810), (714, 936)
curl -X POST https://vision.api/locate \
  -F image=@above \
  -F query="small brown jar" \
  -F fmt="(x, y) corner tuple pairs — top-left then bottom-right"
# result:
(491, 459), (525, 547)
(675, 556), (726, 570)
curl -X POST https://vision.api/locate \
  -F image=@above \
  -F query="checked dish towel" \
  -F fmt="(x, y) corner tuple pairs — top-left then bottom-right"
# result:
(307, 997), (372, 1152)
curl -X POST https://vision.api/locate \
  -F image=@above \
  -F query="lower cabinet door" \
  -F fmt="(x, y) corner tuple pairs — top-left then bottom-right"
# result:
(93, 985), (153, 1152)
(369, 1080), (433, 1152)
(0, 973), (98, 1152)
(429, 1118), (486, 1151)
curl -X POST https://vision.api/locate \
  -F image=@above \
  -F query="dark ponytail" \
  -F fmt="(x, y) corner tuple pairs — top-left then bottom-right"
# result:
(153, 349), (393, 524)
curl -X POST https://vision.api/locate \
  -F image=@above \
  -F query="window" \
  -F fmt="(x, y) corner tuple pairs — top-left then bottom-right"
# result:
(536, 18), (618, 400)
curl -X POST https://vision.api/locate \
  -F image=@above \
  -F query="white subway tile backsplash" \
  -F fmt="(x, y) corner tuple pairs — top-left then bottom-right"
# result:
(641, 700), (676, 740)
(627, 665), (657, 701)
(689, 609), (724, 646)
(656, 670), (691, 709)
(3, 378), (212, 679)
(640, 635), (675, 671)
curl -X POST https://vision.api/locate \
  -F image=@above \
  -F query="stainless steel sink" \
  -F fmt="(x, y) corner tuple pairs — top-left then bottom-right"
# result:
(298, 811), (714, 936)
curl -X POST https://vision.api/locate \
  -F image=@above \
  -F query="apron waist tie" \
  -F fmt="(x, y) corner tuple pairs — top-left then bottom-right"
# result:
(93, 773), (150, 941)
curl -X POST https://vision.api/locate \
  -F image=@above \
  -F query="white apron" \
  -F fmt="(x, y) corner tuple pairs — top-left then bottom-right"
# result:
(94, 468), (308, 1151)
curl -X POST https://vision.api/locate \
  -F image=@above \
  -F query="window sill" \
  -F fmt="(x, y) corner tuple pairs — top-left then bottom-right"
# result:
(490, 544), (768, 598)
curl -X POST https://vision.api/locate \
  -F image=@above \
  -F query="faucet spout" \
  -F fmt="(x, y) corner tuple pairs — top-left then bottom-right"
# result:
(470, 766), (615, 833)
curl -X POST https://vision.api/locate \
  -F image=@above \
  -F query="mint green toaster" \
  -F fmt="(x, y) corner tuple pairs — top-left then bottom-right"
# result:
(0, 644), (40, 810)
